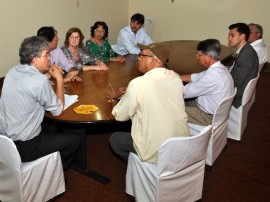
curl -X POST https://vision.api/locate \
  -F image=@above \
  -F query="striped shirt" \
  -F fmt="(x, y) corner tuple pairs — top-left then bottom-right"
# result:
(0, 64), (63, 141)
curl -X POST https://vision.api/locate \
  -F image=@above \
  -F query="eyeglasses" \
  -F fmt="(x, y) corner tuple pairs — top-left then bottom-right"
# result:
(39, 52), (50, 58)
(196, 53), (205, 58)
(69, 36), (80, 40)
(138, 53), (154, 59)
(250, 31), (260, 34)
(95, 29), (105, 33)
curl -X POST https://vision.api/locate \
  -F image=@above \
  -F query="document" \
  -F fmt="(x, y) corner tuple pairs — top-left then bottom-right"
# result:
(64, 94), (78, 110)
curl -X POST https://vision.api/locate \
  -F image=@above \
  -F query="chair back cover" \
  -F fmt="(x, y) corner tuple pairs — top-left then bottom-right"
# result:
(126, 125), (212, 202)
(144, 17), (154, 37)
(258, 62), (266, 74)
(0, 135), (23, 201)
(228, 76), (259, 141)
(158, 125), (212, 175)
(242, 76), (259, 106)
(212, 88), (237, 131)
(157, 125), (212, 202)
(0, 135), (65, 202)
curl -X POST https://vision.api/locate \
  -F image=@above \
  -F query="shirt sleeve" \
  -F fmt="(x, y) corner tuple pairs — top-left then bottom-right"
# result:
(184, 71), (216, 99)
(112, 81), (138, 121)
(37, 78), (63, 116)
(118, 30), (141, 55)
(52, 48), (74, 72)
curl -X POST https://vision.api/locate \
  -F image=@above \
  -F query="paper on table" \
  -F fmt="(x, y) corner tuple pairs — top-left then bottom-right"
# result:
(64, 94), (78, 110)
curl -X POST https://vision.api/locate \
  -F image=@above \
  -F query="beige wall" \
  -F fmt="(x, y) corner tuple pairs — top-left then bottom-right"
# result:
(129, 0), (270, 60)
(0, 0), (128, 77)
(1, 0), (269, 77)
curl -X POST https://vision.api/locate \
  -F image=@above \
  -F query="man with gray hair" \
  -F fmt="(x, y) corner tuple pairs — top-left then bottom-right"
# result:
(0, 36), (81, 170)
(181, 39), (234, 125)
(248, 23), (268, 65)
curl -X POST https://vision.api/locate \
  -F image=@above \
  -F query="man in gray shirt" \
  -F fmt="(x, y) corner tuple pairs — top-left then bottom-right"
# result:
(0, 36), (81, 170)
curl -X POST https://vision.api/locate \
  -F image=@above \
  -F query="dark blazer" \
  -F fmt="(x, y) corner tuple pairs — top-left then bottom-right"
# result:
(231, 43), (259, 108)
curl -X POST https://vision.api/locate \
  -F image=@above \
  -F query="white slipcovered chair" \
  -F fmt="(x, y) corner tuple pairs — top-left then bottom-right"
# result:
(249, 63), (264, 112)
(144, 17), (154, 37)
(188, 88), (237, 167)
(0, 135), (65, 202)
(227, 76), (260, 141)
(258, 62), (266, 75)
(126, 125), (212, 202)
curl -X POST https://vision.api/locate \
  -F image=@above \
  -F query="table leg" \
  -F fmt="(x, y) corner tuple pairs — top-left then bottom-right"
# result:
(71, 128), (110, 184)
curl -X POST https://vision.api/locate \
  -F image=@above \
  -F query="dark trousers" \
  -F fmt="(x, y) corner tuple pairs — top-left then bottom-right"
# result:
(109, 132), (137, 162)
(14, 123), (81, 170)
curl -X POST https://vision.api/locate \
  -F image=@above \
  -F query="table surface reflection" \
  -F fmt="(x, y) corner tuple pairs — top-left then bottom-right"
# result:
(45, 55), (141, 124)
(45, 41), (233, 124)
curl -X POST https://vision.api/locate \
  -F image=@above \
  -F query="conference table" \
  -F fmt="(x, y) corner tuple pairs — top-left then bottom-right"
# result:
(45, 55), (141, 184)
(44, 40), (233, 184)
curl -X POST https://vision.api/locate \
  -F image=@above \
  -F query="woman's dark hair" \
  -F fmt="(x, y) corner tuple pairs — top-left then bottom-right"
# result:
(90, 21), (109, 40)
(37, 26), (57, 42)
(64, 27), (85, 48)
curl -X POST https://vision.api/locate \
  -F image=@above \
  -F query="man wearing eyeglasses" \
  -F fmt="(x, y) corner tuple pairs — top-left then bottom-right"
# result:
(107, 43), (189, 164)
(181, 39), (234, 126)
(0, 36), (81, 170)
(112, 13), (153, 55)
(248, 23), (268, 66)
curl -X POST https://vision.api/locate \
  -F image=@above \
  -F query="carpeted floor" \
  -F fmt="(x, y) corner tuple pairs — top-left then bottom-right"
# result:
(53, 65), (270, 202)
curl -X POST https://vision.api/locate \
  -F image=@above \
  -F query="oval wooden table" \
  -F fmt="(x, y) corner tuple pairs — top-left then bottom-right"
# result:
(45, 55), (141, 184)
(44, 41), (233, 184)
(45, 55), (141, 124)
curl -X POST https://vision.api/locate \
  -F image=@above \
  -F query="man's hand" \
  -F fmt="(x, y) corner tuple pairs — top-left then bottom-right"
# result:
(117, 87), (126, 96)
(64, 71), (82, 82)
(107, 84), (127, 102)
(107, 83), (119, 101)
(49, 65), (64, 81)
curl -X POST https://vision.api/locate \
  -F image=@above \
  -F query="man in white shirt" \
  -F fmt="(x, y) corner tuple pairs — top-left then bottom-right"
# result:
(112, 13), (153, 55)
(107, 43), (189, 163)
(181, 39), (234, 125)
(248, 23), (268, 67)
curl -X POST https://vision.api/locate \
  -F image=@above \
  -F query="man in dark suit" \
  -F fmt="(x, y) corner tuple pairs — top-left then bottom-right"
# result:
(228, 23), (259, 108)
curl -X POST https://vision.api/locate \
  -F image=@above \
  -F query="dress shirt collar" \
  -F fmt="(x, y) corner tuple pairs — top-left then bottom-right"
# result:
(250, 39), (265, 47)
(236, 42), (247, 56)
(209, 61), (224, 69)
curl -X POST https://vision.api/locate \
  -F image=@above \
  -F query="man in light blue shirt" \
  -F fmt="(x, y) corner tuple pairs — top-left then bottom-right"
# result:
(0, 36), (81, 170)
(112, 13), (153, 55)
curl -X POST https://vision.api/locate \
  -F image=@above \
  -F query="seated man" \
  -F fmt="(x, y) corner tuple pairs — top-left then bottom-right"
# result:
(112, 13), (153, 55)
(107, 43), (189, 164)
(0, 36), (81, 170)
(37, 26), (82, 82)
(228, 23), (259, 108)
(248, 23), (268, 65)
(181, 39), (234, 126)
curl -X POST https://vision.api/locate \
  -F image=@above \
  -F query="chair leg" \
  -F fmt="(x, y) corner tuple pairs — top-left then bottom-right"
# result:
(205, 165), (212, 171)
(126, 193), (136, 202)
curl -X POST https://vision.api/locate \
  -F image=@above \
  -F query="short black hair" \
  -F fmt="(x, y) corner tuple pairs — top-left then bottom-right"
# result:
(229, 23), (250, 41)
(37, 26), (57, 42)
(131, 13), (144, 25)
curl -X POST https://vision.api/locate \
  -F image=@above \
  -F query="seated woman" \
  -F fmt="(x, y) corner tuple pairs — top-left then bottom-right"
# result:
(85, 21), (125, 63)
(61, 27), (108, 71)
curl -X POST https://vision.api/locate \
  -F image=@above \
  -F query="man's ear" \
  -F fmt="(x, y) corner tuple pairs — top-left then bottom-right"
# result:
(240, 33), (246, 41)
